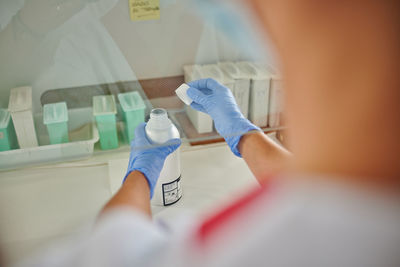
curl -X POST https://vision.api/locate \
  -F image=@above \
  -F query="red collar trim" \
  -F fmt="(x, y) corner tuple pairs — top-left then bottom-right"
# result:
(195, 180), (270, 244)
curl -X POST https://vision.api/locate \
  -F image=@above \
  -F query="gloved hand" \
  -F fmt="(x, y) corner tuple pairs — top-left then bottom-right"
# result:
(187, 78), (261, 157)
(123, 123), (181, 198)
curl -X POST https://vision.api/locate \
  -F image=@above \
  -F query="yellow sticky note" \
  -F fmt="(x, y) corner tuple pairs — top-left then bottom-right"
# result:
(129, 0), (160, 21)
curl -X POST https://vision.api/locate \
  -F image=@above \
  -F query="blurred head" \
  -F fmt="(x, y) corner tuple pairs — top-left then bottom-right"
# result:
(248, 1), (400, 182)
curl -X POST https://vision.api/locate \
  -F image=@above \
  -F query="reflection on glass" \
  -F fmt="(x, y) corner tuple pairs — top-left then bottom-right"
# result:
(0, 0), (282, 169)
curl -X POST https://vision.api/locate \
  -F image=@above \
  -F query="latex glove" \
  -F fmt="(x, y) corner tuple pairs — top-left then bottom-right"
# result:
(123, 123), (181, 198)
(187, 78), (261, 157)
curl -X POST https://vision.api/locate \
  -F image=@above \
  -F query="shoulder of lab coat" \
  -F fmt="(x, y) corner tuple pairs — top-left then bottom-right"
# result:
(83, 208), (170, 266)
(14, 208), (179, 267)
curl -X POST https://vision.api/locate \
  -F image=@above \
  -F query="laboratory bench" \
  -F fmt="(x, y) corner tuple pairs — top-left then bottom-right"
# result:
(0, 140), (266, 265)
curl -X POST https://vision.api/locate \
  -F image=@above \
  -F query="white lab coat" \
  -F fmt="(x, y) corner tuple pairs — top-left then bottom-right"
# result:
(15, 176), (400, 267)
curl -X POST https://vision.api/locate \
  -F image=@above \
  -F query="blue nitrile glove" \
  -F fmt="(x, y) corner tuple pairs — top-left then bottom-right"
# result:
(123, 123), (181, 198)
(187, 78), (261, 157)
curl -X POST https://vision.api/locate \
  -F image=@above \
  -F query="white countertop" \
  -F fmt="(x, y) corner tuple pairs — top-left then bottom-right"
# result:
(0, 142), (258, 265)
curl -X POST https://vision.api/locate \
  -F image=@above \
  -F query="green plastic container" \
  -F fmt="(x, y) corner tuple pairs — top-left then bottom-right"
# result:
(0, 109), (19, 151)
(118, 91), (146, 142)
(43, 102), (69, 144)
(93, 95), (118, 150)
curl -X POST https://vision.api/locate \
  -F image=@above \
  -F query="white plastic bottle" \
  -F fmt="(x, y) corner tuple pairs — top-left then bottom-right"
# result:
(145, 108), (182, 206)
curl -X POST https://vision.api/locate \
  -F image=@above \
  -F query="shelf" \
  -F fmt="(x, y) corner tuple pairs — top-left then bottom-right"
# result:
(1, 78), (285, 170)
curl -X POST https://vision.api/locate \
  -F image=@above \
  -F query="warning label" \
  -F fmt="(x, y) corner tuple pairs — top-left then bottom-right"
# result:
(162, 176), (182, 206)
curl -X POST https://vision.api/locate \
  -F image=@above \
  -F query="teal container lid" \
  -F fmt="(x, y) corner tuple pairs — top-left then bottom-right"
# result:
(43, 102), (69, 125)
(118, 91), (145, 112)
(93, 95), (117, 116)
(0, 109), (11, 128)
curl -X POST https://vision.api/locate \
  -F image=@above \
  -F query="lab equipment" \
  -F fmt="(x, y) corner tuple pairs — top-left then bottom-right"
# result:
(201, 64), (232, 88)
(266, 67), (283, 128)
(93, 95), (118, 150)
(0, 108), (99, 170)
(187, 79), (260, 157)
(183, 64), (213, 133)
(218, 62), (251, 118)
(0, 109), (18, 151)
(236, 62), (271, 127)
(118, 91), (146, 142)
(202, 64), (236, 105)
(183, 64), (203, 82)
(8, 86), (38, 148)
(124, 109), (181, 205)
(145, 109), (182, 206)
(175, 83), (192, 105)
(43, 102), (69, 144)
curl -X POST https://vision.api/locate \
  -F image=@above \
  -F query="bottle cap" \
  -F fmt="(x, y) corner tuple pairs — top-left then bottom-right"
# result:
(175, 83), (192, 105)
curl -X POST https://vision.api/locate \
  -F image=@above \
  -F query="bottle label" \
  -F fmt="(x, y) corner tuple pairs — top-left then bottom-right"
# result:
(162, 175), (182, 206)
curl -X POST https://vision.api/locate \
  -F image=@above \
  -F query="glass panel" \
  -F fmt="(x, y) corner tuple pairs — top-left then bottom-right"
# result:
(0, 0), (284, 169)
